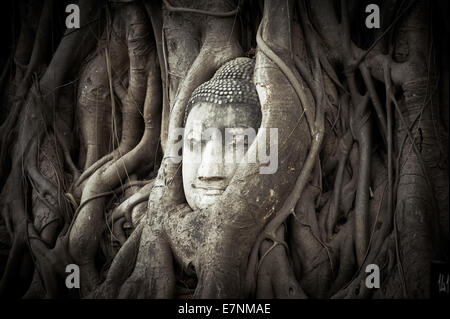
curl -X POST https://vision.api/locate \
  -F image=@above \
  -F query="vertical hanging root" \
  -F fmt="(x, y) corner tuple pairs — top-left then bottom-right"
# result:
(352, 95), (372, 266)
(323, 131), (353, 238)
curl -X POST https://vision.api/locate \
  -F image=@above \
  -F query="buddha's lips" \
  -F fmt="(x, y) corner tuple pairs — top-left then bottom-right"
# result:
(191, 182), (226, 195)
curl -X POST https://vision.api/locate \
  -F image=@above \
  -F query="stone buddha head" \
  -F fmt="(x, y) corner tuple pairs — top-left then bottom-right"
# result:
(182, 58), (261, 211)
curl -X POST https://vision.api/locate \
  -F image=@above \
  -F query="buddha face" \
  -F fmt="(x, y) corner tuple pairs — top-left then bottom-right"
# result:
(182, 102), (261, 210)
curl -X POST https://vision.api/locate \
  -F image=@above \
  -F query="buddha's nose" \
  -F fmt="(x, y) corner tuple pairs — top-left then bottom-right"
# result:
(198, 140), (226, 181)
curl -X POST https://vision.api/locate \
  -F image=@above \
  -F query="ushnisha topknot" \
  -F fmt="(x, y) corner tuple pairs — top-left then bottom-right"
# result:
(184, 57), (260, 125)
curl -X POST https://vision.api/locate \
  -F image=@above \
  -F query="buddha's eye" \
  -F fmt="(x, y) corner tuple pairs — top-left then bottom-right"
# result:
(228, 136), (249, 148)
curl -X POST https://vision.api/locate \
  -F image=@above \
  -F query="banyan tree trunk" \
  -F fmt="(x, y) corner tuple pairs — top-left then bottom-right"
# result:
(0, 0), (447, 299)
